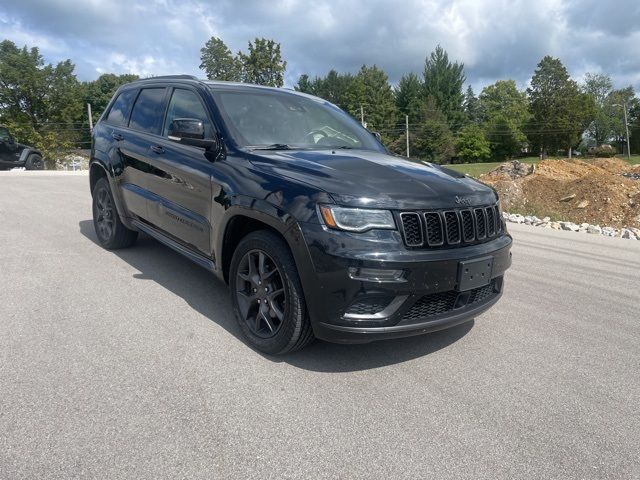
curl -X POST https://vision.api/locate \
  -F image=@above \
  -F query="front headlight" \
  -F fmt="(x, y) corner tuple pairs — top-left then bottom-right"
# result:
(318, 205), (396, 232)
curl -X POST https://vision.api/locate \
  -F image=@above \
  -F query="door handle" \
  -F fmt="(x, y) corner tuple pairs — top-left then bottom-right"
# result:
(111, 132), (124, 141)
(150, 145), (165, 154)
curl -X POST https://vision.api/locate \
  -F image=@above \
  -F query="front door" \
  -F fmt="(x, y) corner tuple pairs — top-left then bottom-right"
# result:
(135, 87), (214, 256)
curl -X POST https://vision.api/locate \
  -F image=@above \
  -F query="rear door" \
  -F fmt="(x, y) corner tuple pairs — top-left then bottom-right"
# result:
(118, 87), (169, 222)
(100, 87), (147, 218)
(142, 87), (215, 256)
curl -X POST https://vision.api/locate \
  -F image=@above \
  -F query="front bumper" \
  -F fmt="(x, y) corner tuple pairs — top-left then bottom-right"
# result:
(296, 223), (512, 344)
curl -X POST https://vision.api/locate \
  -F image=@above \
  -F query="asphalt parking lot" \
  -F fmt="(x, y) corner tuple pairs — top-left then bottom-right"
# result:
(1, 172), (639, 479)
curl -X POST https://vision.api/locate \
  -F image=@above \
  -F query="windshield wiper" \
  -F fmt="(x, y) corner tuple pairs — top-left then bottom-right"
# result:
(249, 143), (294, 150)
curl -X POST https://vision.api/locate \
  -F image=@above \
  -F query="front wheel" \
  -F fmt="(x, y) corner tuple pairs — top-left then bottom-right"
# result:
(92, 177), (138, 249)
(229, 231), (314, 354)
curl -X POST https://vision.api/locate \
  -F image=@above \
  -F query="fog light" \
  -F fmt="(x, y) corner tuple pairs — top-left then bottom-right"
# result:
(348, 267), (406, 283)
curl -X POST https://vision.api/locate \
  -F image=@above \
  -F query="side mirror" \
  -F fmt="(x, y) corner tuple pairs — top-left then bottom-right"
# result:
(168, 118), (218, 150)
(370, 131), (382, 142)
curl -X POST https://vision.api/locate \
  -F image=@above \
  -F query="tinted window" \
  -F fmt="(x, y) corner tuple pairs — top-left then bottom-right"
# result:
(129, 88), (166, 134)
(0, 127), (10, 142)
(163, 89), (213, 138)
(105, 89), (137, 126)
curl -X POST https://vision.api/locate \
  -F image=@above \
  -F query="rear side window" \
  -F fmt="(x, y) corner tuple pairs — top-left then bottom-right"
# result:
(163, 89), (213, 138)
(105, 89), (137, 126)
(129, 88), (166, 134)
(0, 127), (10, 142)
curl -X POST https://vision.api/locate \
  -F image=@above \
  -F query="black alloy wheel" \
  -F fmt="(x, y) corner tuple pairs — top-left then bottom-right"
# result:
(229, 230), (314, 354)
(94, 186), (115, 243)
(91, 177), (138, 249)
(235, 249), (286, 338)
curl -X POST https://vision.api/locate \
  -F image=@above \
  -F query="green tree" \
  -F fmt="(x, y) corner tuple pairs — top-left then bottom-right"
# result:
(527, 56), (595, 157)
(199, 37), (241, 81)
(320, 70), (354, 107)
(422, 45), (466, 131)
(485, 116), (526, 161)
(394, 73), (423, 123)
(413, 98), (455, 163)
(83, 73), (139, 122)
(343, 65), (396, 140)
(463, 86), (481, 125)
(0, 40), (82, 167)
(238, 38), (286, 87)
(296, 70), (354, 108)
(295, 74), (314, 94)
(456, 124), (491, 162)
(479, 80), (530, 160)
(607, 86), (638, 152)
(583, 73), (614, 146)
(629, 102), (640, 154)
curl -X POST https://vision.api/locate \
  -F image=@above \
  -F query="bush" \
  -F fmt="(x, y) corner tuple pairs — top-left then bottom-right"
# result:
(456, 125), (491, 163)
(590, 145), (616, 158)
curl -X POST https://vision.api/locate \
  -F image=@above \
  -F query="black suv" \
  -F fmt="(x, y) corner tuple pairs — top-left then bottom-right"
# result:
(90, 75), (512, 354)
(0, 126), (44, 170)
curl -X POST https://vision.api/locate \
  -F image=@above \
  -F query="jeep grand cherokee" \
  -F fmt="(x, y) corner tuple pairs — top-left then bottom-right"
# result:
(89, 75), (512, 354)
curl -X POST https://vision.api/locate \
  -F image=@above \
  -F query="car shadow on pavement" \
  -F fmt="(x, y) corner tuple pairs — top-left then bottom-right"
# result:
(79, 220), (473, 372)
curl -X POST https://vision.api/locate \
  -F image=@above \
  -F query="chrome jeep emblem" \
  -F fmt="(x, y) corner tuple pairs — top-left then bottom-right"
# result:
(455, 195), (472, 206)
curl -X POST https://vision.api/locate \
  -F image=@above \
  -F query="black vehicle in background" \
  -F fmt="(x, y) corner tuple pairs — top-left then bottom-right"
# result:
(89, 75), (512, 354)
(0, 126), (44, 170)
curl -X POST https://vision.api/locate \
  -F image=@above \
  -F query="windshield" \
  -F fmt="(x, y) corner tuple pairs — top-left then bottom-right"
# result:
(211, 88), (382, 151)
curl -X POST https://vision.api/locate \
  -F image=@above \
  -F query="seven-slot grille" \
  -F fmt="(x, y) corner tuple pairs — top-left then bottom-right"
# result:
(399, 204), (502, 248)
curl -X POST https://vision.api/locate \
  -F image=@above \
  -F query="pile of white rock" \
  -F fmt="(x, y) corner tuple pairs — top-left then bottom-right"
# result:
(503, 212), (640, 240)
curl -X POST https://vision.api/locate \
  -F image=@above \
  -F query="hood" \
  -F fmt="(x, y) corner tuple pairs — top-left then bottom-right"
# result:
(247, 149), (497, 210)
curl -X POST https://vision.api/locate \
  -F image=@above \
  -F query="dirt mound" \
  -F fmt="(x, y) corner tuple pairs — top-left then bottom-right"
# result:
(480, 158), (640, 228)
(591, 158), (634, 174)
(483, 160), (535, 180)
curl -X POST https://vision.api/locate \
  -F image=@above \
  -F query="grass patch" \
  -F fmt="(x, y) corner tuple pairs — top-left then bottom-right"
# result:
(446, 157), (540, 177)
(617, 154), (640, 165)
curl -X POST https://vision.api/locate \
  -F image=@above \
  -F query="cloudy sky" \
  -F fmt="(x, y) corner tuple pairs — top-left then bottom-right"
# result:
(1, 0), (640, 92)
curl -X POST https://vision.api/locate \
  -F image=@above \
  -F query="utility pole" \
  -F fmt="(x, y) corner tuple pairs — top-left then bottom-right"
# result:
(360, 105), (365, 127)
(614, 101), (632, 159)
(623, 101), (631, 160)
(87, 103), (94, 133)
(405, 115), (410, 158)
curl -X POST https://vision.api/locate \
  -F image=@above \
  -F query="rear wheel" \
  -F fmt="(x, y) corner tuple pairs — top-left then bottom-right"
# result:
(25, 153), (44, 170)
(92, 177), (138, 249)
(229, 231), (314, 354)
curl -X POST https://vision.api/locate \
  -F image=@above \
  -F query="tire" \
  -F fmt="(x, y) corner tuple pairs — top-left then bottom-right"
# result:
(229, 230), (314, 355)
(92, 177), (138, 249)
(25, 153), (44, 170)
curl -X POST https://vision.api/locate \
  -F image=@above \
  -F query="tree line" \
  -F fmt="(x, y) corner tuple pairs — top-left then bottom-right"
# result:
(291, 46), (639, 162)
(1, 36), (639, 168)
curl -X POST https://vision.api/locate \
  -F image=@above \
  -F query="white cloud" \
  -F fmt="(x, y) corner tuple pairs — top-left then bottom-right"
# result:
(0, 0), (639, 93)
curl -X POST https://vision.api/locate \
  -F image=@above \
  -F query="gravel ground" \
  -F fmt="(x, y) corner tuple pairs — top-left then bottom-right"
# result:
(1, 172), (639, 479)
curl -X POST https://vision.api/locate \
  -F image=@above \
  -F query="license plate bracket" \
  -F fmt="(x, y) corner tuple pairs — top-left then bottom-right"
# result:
(457, 257), (493, 291)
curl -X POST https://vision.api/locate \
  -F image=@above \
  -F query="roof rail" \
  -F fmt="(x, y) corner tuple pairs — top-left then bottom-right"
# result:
(135, 75), (199, 81)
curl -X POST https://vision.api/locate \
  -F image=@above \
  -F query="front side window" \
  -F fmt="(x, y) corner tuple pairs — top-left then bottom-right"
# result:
(211, 89), (382, 151)
(105, 89), (137, 126)
(163, 89), (213, 138)
(129, 88), (166, 134)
